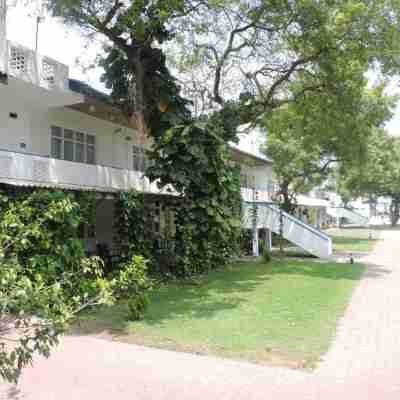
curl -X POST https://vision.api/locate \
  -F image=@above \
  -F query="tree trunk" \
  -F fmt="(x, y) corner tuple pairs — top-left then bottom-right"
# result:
(129, 52), (149, 141)
(279, 182), (296, 214)
(390, 198), (400, 227)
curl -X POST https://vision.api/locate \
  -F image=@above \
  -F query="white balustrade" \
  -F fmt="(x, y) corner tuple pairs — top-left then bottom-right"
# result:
(0, 149), (174, 196)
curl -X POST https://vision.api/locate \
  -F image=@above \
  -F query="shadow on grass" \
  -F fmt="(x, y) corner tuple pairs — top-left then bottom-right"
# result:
(73, 263), (273, 335)
(72, 259), (376, 338)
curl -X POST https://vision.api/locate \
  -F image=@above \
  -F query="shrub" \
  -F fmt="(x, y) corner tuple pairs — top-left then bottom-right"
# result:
(127, 293), (150, 321)
(0, 188), (151, 383)
(113, 255), (152, 320)
(262, 249), (272, 264)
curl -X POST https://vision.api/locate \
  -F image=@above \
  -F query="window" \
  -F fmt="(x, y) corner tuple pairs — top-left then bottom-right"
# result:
(51, 126), (96, 164)
(132, 145), (151, 173)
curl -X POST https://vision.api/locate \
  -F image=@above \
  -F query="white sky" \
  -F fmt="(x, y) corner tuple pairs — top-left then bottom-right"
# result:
(5, 3), (400, 136)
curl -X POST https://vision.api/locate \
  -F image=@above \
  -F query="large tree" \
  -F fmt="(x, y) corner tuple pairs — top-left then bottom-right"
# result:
(336, 128), (400, 226)
(170, 0), (400, 115)
(45, 0), (400, 129)
(263, 84), (396, 213)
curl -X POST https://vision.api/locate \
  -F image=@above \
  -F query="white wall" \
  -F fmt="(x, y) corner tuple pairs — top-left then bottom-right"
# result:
(240, 162), (275, 191)
(0, 90), (151, 171)
(0, 102), (33, 152)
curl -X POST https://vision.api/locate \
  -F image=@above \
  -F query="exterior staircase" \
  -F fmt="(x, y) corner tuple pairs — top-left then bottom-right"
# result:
(327, 207), (369, 227)
(242, 202), (332, 259)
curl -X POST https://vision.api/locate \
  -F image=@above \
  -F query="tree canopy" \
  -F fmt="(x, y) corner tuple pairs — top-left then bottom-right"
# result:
(336, 128), (400, 226)
(45, 0), (400, 127)
(263, 84), (397, 212)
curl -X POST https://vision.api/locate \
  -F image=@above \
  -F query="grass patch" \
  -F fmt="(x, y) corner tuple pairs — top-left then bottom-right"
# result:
(75, 260), (364, 369)
(325, 228), (381, 253)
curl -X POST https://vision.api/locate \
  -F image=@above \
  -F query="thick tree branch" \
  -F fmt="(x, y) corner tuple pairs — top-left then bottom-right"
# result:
(263, 53), (322, 107)
(213, 22), (256, 105)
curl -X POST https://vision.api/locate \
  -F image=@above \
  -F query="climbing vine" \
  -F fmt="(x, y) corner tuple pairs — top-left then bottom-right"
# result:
(147, 116), (242, 276)
(114, 190), (154, 260)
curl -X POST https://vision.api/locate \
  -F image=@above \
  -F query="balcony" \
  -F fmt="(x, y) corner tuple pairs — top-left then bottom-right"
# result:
(0, 41), (82, 107)
(0, 149), (173, 196)
(0, 149), (279, 201)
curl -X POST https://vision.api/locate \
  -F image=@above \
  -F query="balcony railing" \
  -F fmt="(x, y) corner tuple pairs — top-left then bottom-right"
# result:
(0, 149), (279, 202)
(240, 185), (278, 203)
(0, 149), (173, 195)
(4, 41), (69, 91)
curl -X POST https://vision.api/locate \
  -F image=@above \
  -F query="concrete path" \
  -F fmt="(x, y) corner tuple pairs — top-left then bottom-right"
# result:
(2, 230), (400, 399)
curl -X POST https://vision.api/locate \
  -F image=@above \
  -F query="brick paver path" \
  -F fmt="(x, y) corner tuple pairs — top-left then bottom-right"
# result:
(1, 230), (400, 399)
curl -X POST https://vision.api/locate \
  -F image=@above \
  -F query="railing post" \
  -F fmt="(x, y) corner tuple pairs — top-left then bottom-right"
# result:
(251, 188), (259, 257)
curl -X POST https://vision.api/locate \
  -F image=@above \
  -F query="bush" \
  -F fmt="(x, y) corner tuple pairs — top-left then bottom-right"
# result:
(127, 293), (150, 321)
(0, 188), (152, 383)
(262, 249), (272, 263)
(113, 255), (152, 320)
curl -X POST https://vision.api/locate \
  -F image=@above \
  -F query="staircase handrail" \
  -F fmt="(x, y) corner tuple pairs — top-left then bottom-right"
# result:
(244, 201), (331, 242)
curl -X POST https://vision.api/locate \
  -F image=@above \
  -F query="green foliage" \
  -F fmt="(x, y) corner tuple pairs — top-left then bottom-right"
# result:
(114, 190), (153, 259)
(262, 249), (271, 264)
(239, 229), (252, 256)
(0, 188), (151, 383)
(147, 121), (242, 276)
(112, 256), (152, 298)
(113, 256), (151, 321)
(337, 129), (400, 226)
(127, 294), (150, 321)
(263, 84), (396, 213)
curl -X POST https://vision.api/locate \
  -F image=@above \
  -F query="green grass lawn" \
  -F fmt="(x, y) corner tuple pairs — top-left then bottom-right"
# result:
(74, 260), (364, 369)
(325, 228), (381, 253)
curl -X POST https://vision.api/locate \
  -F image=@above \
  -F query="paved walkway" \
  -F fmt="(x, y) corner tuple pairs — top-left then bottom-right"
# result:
(2, 231), (400, 399)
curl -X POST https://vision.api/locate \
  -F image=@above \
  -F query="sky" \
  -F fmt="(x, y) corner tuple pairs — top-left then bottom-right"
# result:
(5, 3), (400, 136)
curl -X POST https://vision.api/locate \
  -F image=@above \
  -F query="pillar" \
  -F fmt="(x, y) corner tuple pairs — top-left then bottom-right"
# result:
(252, 227), (259, 257)
(264, 228), (272, 251)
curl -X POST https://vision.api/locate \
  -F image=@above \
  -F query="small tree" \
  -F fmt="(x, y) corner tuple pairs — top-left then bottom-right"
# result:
(0, 188), (151, 383)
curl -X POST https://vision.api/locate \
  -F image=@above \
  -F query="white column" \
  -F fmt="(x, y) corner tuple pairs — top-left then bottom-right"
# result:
(264, 228), (272, 251)
(251, 187), (259, 257)
(0, 0), (6, 75)
(252, 227), (259, 257)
